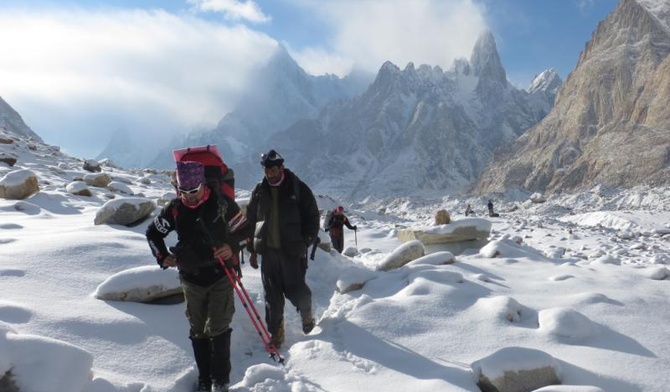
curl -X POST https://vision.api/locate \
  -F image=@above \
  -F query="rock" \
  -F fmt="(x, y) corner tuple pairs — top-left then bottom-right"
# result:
(66, 181), (92, 197)
(0, 169), (39, 200)
(435, 209), (451, 224)
(83, 159), (102, 172)
(398, 218), (491, 244)
(107, 181), (134, 195)
(94, 197), (155, 226)
(84, 172), (111, 188)
(0, 152), (18, 166)
(378, 240), (425, 271)
(472, 347), (561, 392)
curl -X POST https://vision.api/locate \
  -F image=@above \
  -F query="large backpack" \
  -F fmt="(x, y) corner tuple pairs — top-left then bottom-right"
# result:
(172, 145), (235, 201)
(172, 145), (247, 272)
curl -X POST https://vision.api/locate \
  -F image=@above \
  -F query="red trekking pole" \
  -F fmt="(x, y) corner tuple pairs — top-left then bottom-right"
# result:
(217, 255), (285, 364)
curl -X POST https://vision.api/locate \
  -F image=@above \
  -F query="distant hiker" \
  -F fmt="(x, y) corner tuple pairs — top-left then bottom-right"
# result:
(145, 161), (249, 392)
(245, 149), (320, 350)
(487, 200), (499, 217)
(465, 204), (473, 217)
(325, 206), (357, 253)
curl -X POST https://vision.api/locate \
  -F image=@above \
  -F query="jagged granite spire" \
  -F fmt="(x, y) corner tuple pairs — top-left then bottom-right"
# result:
(470, 30), (507, 85)
(475, 0), (670, 195)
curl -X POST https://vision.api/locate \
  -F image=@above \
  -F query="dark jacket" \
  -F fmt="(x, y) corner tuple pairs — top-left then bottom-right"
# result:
(146, 187), (249, 285)
(246, 169), (320, 259)
(326, 214), (355, 237)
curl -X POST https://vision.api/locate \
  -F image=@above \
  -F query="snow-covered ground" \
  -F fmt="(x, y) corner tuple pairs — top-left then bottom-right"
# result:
(1, 133), (669, 392)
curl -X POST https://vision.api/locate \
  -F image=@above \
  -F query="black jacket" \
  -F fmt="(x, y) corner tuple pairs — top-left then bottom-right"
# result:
(146, 188), (250, 285)
(246, 169), (320, 259)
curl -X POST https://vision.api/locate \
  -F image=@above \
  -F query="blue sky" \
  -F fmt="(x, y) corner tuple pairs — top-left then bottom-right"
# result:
(0, 0), (618, 158)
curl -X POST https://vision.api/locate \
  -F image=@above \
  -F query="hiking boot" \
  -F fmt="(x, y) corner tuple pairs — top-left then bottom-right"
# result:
(271, 320), (285, 349)
(196, 378), (212, 392)
(301, 313), (315, 334)
(212, 381), (229, 392)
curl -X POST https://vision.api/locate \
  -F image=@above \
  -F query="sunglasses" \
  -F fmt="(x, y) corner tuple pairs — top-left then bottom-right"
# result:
(260, 150), (284, 166)
(178, 184), (202, 195)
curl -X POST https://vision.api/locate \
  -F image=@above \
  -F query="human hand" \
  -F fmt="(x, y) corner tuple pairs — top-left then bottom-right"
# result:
(353, 225), (358, 230)
(249, 253), (258, 269)
(162, 254), (177, 268)
(213, 244), (233, 260)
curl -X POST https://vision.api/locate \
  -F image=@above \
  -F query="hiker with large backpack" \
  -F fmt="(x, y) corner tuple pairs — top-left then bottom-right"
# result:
(245, 149), (320, 350)
(325, 206), (357, 253)
(145, 151), (250, 392)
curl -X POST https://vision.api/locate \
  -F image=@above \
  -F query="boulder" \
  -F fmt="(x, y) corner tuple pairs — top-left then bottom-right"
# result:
(435, 209), (451, 225)
(83, 159), (102, 172)
(398, 218), (491, 244)
(472, 347), (561, 392)
(378, 240), (425, 271)
(84, 172), (111, 188)
(0, 170), (39, 200)
(0, 152), (18, 166)
(94, 197), (155, 226)
(66, 181), (92, 197)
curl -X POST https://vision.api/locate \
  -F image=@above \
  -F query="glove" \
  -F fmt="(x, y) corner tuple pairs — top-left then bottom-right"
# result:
(223, 255), (239, 270)
(353, 226), (357, 230)
(249, 253), (259, 269)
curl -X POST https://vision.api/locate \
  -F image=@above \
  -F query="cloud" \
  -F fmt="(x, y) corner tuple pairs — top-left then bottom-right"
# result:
(288, 0), (488, 76)
(0, 0), (489, 158)
(188, 0), (271, 23)
(0, 7), (277, 157)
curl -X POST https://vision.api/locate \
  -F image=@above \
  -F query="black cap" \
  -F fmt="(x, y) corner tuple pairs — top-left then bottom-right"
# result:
(260, 149), (284, 167)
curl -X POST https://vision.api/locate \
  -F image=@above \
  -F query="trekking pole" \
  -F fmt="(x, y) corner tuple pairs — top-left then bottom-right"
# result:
(218, 261), (285, 364)
(354, 228), (358, 247)
(197, 221), (284, 364)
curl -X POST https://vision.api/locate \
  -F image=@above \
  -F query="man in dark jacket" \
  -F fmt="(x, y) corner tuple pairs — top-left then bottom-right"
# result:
(246, 149), (320, 350)
(325, 206), (357, 253)
(146, 161), (248, 392)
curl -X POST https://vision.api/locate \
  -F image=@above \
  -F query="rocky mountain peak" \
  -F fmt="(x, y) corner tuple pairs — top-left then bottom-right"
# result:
(470, 30), (507, 85)
(474, 0), (670, 196)
(528, 69), (562, 95)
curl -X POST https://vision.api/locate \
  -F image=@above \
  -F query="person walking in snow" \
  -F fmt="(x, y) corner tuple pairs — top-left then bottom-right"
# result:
(465, 204), (473, 217)
(245, 149), (321, 350)
(145, 161), (248, 392)
(487, 199), (495, 217)
(325, 206), (357, 253)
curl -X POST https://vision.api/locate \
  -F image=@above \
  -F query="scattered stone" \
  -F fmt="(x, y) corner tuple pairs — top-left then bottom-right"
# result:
(472, 347), (561, 392)
(0, 169), (39, 199)
(435, 209), (451, 225)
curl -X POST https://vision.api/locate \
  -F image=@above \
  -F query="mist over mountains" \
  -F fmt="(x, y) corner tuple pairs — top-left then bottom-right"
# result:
(98, 30), (557, 198)
(4, 0), (669, 202)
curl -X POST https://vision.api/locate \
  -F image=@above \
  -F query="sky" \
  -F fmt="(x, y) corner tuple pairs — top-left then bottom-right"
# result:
(1, 127), (670, 392)
(0, 0), (619, 159)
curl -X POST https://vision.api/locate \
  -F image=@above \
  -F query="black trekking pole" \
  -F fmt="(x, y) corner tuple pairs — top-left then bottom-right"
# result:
(354, 228), (358, 247)
(310, 236), (321, 260)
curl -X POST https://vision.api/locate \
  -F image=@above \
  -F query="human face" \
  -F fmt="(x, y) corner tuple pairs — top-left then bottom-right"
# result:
(179, 183), (204, 205)
(264, 165), (284, 185)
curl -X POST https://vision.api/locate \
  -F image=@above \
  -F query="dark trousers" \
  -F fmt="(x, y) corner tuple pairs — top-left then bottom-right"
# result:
(330, 233), (344, 253)
(260, 248), (312, 334)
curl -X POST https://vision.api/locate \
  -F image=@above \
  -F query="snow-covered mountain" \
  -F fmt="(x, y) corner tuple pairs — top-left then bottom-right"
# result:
(262, 31), (555, 199)
(0, 96), (41, 141)
(475, 0), (670, 195)
(143, 45), (373, 174)
(101, 35), (555, 197)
